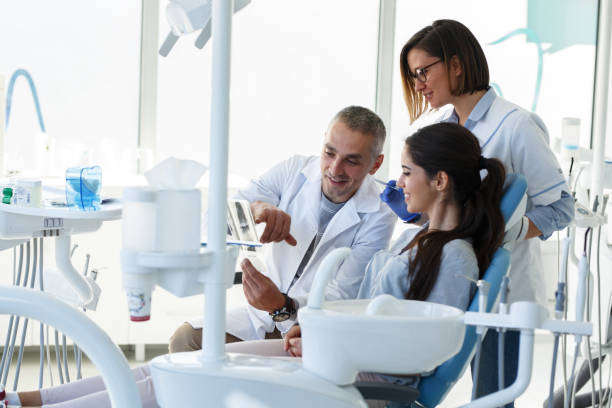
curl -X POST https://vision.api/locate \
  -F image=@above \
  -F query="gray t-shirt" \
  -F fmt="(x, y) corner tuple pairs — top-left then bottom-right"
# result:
(288, 193), (345, 290)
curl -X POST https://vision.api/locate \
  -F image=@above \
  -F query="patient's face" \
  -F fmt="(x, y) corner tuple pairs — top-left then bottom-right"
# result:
(396, 146), (436, 214)
(320, 119), (382, 203)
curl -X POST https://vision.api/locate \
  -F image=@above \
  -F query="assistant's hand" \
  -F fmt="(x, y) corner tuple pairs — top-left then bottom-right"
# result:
(379, 180), (420, 223)
(283, 324), (302, 357)
(250, 201), (297, 246)
(241, 258), (285, 312)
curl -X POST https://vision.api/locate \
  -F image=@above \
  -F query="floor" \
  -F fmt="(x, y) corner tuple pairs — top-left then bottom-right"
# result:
(1, 334), (609, 407)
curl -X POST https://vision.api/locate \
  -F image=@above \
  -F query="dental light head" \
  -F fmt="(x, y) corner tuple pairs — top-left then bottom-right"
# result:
(159, 0), (250, 57)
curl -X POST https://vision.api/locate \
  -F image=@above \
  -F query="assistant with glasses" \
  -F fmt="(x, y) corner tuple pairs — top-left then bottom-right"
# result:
(379, 19), (575, 407)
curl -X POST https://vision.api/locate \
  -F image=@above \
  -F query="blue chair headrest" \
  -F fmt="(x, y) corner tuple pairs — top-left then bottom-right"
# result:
(500, 174), (527, 224)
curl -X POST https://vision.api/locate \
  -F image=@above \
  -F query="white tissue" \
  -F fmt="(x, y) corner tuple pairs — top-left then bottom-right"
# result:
(144, 157), (207, 190)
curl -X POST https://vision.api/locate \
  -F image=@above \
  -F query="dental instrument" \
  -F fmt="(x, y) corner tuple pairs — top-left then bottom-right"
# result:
(548, 238), (571, 408)
(374, 177), (400, 191)
(471, 280), (490, 401)
(497, 276), (510, 393)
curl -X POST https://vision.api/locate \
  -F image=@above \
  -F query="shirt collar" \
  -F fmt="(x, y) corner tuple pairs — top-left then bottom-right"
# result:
(443, 87), (497, 129)
(466, 87), (496, 123)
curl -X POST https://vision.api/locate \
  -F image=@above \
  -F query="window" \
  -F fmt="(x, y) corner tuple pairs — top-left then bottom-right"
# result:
(156, 0), (380, 181)
(0, 0), (141, 178)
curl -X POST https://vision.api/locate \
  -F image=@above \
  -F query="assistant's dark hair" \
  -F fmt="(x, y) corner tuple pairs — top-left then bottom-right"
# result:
(402, 122), (505, 301)
(331, 106), (386, 157)
(400, 19), (490, 123)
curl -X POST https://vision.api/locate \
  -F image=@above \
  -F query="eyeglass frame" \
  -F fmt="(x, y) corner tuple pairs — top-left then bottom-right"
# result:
(409, 60), (442, 83)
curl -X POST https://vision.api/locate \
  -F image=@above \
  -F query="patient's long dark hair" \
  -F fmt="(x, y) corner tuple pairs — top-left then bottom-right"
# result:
(403, 122), (505, 301)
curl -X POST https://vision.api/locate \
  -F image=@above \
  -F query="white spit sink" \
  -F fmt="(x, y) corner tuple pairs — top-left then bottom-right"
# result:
(298, 248), (466, 385)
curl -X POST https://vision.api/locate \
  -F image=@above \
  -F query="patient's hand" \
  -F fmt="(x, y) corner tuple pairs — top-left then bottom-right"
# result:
(284, 324), (302, 357)
(241, 258), (285, 313)
(250, 201), (297, 246)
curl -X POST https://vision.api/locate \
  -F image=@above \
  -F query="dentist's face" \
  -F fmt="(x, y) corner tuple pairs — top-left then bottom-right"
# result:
(320, 120), (383, 204)
(407, 48), (454, 109)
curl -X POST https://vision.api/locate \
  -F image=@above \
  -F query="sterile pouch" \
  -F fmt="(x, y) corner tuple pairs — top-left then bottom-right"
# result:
(66, 165), (102, 211)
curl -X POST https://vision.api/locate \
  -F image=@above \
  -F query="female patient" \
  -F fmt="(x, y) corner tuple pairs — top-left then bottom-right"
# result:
(7, 122), (505, 407)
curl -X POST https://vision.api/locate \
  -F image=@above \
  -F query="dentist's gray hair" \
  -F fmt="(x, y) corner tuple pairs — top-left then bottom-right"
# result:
(330, 106), (386, 157)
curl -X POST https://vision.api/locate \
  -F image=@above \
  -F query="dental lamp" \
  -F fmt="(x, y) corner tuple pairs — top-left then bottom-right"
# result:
(159, 0), (250, 57)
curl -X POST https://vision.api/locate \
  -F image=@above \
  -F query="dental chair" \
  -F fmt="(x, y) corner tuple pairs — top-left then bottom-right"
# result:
(355, 174), (528, 407)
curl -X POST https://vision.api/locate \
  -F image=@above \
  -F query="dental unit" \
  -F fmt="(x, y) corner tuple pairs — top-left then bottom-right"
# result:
(0, 1), (611, 407)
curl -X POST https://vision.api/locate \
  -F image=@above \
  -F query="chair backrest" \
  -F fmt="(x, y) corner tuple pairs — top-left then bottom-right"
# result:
(416, 174), (527, 407)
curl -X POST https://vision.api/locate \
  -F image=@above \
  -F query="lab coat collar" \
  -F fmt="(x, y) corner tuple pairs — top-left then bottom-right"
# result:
(300, 156), (382, 215)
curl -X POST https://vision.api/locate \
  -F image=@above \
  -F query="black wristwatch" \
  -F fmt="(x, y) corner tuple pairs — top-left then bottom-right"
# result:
(269, 293), (296, 322)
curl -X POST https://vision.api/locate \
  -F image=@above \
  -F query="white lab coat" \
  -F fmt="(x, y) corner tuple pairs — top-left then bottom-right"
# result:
(190, 155), (396, 340)
(442, 90), (569, 305)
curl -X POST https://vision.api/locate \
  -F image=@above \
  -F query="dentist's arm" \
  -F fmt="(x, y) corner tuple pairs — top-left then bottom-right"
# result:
(241, 258), (295, 313)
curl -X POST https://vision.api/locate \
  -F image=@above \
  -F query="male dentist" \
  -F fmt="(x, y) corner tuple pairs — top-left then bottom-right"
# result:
(170, 106), (396, 351)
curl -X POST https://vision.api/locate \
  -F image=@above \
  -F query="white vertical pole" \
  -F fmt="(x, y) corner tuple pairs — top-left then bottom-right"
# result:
(375, 0), (396, 181)
(138, 0), (159, 173)
(203, 0), (232, 362)
(591, 0), (612, 203)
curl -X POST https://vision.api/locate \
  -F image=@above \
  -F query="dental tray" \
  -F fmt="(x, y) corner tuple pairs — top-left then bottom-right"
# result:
(0, 202), (122, 240)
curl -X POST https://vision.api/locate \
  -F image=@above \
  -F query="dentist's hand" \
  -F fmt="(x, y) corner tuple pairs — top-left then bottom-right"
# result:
(250, 201), (297, 246)
(379, 180), (421, 223)
(283, 324), (302, 357)
(241, 258), (285, 313)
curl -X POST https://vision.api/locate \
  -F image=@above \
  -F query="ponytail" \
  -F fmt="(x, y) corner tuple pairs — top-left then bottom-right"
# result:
(461, 157), (505, 277)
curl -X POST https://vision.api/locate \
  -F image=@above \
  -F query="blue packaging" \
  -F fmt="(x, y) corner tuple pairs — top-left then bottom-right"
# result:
(66, 166), (102, 211)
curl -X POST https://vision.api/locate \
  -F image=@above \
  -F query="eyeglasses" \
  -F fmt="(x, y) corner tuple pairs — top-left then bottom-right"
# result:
(409, 60), (442, 83)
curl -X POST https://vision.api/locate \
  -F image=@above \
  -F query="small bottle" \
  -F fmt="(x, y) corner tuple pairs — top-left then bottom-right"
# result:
(2, 187), (12, 204)
(12, 185), (28, 205)
(561, 117), (580, 161)
(17, 179), (42, 207)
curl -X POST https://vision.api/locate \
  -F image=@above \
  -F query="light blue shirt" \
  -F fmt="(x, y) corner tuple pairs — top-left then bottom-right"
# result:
(357, 225), (477, 311)
(442, 88), (574, 240)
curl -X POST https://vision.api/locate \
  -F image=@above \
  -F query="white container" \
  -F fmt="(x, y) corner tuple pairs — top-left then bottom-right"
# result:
(122, 187), (157, 251)
(15, 178), (42, 207)
(561, 117), (581, 160)
(155, 189), (201, 252)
